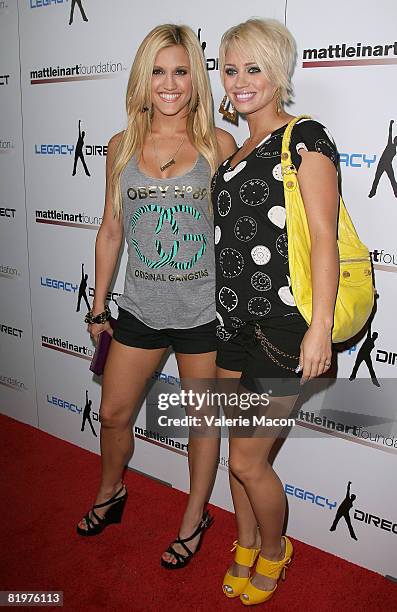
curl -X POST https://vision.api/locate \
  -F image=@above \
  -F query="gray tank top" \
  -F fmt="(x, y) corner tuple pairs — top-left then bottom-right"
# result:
(117, 154), (215, 329)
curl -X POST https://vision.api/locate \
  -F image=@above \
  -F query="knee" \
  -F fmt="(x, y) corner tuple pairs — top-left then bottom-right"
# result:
(99, 403), (131, 429)
(229, 453), (268, 483)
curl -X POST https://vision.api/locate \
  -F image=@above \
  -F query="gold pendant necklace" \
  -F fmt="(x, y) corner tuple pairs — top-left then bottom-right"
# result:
(151, 134), (186, 172)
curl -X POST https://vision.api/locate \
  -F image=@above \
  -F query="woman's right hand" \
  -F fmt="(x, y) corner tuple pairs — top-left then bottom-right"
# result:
(87, 320), (113, 345)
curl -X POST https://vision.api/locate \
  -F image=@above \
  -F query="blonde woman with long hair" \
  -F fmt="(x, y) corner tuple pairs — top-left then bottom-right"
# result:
(77, 24), (236, 569)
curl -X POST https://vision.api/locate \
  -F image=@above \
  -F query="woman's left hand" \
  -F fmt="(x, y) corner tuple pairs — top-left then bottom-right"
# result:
(298, 324), (332, 384)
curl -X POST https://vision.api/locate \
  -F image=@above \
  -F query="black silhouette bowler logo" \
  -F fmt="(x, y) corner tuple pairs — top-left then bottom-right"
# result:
(349, 320), (380, 387)
(81, 390), (97, 437)
(369, 120), (397, 198)
(69, 0), (88, 25)
(76, 263), (90, 312)
(330, 481), (358, 541)
(72, 120), (90, 177)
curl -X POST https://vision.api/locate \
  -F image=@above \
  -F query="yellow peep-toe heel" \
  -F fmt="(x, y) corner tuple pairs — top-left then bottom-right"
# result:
(222, 541), (260, 599)
(240, 536), (293, 606)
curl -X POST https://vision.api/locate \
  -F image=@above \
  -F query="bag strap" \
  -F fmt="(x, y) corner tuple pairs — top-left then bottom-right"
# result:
(281, 115), (312, 174)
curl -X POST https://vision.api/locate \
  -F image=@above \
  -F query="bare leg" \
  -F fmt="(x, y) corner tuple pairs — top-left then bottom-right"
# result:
(78, 339), (167, 530)
(229, 393), (299, 592)
(162, 351), (218, 564)
(217, 367), (261, 581)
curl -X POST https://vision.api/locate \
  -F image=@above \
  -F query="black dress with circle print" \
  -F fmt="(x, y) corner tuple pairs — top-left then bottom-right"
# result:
(212, 118), (338, 332)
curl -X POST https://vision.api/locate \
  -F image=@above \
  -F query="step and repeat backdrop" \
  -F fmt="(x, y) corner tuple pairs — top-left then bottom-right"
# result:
(1, 0), (396, 579)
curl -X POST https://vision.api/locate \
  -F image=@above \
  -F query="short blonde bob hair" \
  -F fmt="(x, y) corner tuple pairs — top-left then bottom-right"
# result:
(219, 18), (297, 106)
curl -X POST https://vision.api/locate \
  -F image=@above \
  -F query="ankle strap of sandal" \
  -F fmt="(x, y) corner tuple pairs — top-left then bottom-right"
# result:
(256, 537), (293, 579)
(177, 511), (213, 545)
(93, 485), (125, 510)
(256, 555), (288, 579)
(231, 541), (260, 568)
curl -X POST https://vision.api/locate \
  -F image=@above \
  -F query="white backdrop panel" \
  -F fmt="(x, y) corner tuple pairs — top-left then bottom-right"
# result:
(3, 0), (396, 578)
(0, 0), (37, 426)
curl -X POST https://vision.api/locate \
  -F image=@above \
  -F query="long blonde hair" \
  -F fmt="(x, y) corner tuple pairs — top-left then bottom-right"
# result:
(111, 24), (218, 217)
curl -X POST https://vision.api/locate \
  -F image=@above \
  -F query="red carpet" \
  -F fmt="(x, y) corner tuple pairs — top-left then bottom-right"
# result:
(1, 413), (395, 611)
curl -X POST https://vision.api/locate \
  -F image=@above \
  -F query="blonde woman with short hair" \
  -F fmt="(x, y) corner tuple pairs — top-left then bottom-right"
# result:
(77, 24), (236, 570)
(214, 19), (339, 604)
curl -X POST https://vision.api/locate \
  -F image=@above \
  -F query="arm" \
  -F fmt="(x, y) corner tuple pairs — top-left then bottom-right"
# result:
(81, 263), (84, 280)
(297, 150), (339, 381)
(79, 119), (81, 137)
(215, 127), (237, 165)
(388, 120), (394, 145)
(347, 481), (351, 497)
(89, 132), (124, 338)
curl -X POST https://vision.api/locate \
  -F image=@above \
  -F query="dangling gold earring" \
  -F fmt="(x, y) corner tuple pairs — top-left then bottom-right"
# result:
(275, 89), (282, 114)
(219, 94), (238, 125)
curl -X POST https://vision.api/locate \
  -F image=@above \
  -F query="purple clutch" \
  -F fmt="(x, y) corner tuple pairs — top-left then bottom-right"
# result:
(89, 317), (117, 376)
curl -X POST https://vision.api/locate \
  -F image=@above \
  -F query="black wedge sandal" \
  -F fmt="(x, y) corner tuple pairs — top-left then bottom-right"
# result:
(161, 510), (214, 569)
(76, 484), (128, 536)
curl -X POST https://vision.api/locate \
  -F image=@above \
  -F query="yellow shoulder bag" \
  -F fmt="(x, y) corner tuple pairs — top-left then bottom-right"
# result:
(281, 115), (375, 343)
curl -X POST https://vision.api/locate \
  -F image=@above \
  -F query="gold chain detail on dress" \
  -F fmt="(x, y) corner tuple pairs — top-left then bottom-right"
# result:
(254, 324), (299, 372)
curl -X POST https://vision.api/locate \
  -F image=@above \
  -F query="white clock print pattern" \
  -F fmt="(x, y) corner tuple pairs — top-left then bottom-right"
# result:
(248, 297), (271, 316)
(219, 248), (244, 278)
(234, 216), (257, 242)
(251, 245), (271, 265)
(216, 325), (234, 341)
(272, 163), (283, 182)
(218, 286), (238, 312)
(229, 316), (245, 329)
(217, 190), (232, 216)
(256, 133), (281, 159)
(251, 271), (272, 292)
(275, 233), (288, 258)
(212, 119), (338, 325)
(239, 179), (269, 206)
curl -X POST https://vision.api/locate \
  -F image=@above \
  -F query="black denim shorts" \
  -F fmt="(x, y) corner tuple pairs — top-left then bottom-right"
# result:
(113, 307), (217, 354)
(216, 314), (309, 396)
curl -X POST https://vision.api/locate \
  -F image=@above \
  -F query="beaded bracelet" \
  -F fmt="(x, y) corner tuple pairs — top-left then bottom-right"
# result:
(84, 305), (111, 325)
